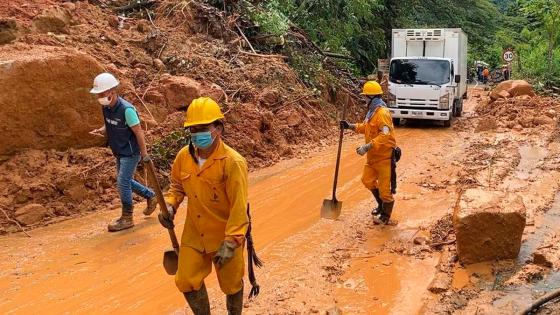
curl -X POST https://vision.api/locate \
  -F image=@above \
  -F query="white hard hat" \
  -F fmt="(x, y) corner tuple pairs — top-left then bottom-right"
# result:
(90, 72), (119, 94)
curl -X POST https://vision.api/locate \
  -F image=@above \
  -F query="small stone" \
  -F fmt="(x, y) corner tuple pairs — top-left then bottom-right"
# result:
(61, 2), (76, 11)
(533, 251), (555, 268)
(413, 236), (428, 245)
(326, 307), (342, 315)
(136, 20), (150, 33)
(108, 16), (119, 28)
(428, 272), (452, 293)
(153, 58), (165, 71)
(15, 203), (49, 225)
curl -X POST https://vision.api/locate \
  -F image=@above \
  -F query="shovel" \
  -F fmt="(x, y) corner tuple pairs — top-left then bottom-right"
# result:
(321, 95), (349, 220)
(144, 158), (180, 275)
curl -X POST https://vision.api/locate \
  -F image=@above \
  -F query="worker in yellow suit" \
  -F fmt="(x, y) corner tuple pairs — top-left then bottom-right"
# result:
(340, 81), (397, 225)
(158, 97), (249, 314)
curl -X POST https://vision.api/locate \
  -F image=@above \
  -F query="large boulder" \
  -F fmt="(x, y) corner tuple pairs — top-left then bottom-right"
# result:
(0, 45), (105, 156)
(33, 6), (72, 34)
(15, 203), (49, 225)
(489, 80), (535, 102)
(159, 75), (201, 110)
(454, 189), (526, 264)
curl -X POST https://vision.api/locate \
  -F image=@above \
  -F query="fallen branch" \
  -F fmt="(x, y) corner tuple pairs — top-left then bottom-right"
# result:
(0, 208), (31, 237)
(132, 91), (157, 125)
(537, 244), (554, 251)
(323, 51), (355, 61)
(235, 23), (256, 54)
(429, 239), (456, 247)
(517, 287), (560, 315)
(238, 50), (287, 60)
(81, 160), (111, 177)
(273, 93), (314, 111)
(114, 0), (156, 13)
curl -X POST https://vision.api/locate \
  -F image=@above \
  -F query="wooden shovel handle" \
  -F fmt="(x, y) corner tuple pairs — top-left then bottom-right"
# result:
(144, 159), (180, 252)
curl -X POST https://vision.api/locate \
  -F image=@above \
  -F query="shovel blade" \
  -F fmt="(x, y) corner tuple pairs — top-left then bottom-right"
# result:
(163, 249), (179, 275)
(321, 199), (342, 220)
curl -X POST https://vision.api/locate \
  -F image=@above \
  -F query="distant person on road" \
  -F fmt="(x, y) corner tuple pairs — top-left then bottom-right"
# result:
(340, 81), (399, 225)
(477, 65), (483, 82)
(503, 66), (510, 81)
(158, 97), (249, 314)
(89, 72), (157, 232)
(482, 67), (490, 84)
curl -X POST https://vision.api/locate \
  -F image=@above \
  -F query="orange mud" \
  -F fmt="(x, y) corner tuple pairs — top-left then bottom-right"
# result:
(0, 89), (500, 314)
(0, 122), (459, 314)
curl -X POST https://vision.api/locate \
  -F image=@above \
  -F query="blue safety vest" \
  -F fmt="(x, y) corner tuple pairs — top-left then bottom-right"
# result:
(102, 97), (140, 157)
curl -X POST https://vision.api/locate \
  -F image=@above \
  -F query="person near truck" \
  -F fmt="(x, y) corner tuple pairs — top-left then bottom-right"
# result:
(482, 67), (490, 84)
(158, 97), (249, 314)
(340, 81), (398, 225)
(89, 72), (157, 232)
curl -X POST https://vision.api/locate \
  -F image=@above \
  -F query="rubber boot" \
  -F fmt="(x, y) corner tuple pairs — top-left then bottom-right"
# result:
(226, 287), (243, 315)
(183, 283), (211, 315)
(370, 189), (383, 216)
(142, 197), (158, 216)
(373, 201), (394, 225)
(108, 206), (134, 232)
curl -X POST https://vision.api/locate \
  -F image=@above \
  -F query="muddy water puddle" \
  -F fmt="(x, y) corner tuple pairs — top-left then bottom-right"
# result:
(492, 192), (560, 311)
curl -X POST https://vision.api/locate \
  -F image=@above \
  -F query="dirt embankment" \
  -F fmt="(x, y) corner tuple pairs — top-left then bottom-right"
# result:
(0, 1), (359, 233)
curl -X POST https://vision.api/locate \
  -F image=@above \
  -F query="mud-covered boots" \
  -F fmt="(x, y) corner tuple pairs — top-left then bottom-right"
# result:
(184, 283), (211, 315)
(373, 201), (394, 225)
(108, 206), (134, 232)
(227, 287), (244, 315)
(370, 189), (383, 216)
(142, 197), (158, 216)
(107, 214), (134, 232)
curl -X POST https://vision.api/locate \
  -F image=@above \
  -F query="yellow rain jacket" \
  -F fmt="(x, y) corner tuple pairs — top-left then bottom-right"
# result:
(355, 104), (397, 202)
(165, 140), (249, 253)
(355, 106), (396, 163)
(165, 140), (249, 293)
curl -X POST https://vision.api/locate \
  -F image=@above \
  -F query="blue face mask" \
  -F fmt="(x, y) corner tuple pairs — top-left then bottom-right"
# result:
(191, 131), (214, 149)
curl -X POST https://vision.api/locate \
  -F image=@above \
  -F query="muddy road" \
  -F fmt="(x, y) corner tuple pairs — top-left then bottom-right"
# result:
(0, 90), (516, 314)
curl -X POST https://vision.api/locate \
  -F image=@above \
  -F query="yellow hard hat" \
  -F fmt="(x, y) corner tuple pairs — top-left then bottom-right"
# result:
(184, 97), (225, 127)
(361, 81), (383, 96)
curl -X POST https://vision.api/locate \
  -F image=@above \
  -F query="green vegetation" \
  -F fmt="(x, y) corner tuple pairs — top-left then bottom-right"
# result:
(150, 130), (190, 171)
(232, 0), (560, 87)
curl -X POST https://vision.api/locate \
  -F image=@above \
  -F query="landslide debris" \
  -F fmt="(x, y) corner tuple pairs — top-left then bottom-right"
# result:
(0, 0), (359, 233)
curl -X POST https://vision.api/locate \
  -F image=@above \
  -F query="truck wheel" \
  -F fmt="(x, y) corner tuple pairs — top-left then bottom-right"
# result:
(443, 119), (452, 128)
(393, 118), (401, 127)
(452, 98), (459, 117)
(456, 99), (463, 117)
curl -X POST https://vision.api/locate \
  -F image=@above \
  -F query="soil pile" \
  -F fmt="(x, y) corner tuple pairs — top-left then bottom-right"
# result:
(0, 0), (357, 232)
(0, 147), (118, 233)
(475, 95), (559, 130)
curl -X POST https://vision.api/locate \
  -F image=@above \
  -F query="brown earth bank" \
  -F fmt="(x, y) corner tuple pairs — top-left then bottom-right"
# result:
(0, 0), (361, 232)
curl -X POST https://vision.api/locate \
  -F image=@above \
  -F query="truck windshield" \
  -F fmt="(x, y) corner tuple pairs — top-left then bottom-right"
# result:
(389, 59), (451, 85)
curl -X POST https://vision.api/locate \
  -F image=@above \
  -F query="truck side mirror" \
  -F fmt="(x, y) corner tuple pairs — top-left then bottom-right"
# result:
(454, 75), (461, 83)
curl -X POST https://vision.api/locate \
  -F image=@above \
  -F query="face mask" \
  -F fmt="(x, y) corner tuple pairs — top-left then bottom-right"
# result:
(98, 96), (111, 106)
(191, 131), (214, 149)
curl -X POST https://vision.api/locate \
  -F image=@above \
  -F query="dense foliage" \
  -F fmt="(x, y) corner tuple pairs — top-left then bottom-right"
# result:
(233, 0), (560, 86)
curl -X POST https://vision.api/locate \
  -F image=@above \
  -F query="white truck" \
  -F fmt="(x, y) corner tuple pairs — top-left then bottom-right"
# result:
(387, 28), (468, 127)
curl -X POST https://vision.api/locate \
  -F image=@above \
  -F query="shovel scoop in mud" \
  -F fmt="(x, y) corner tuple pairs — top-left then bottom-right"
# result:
(144, 158), (180, 275)
(321, 95), (348, 220)
(321, 197), (342, 220)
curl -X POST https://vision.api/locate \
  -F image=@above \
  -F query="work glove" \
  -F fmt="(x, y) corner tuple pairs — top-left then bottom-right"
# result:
(213, 240), (237, 268)
(142, 154), (151, 163)
(340, 120), (355, 130)
(356, 143), (372, 156)
(158, 204), (175, 229)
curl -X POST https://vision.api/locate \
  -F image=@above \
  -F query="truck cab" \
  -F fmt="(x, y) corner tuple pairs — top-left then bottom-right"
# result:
(388, 29), (468, 127)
